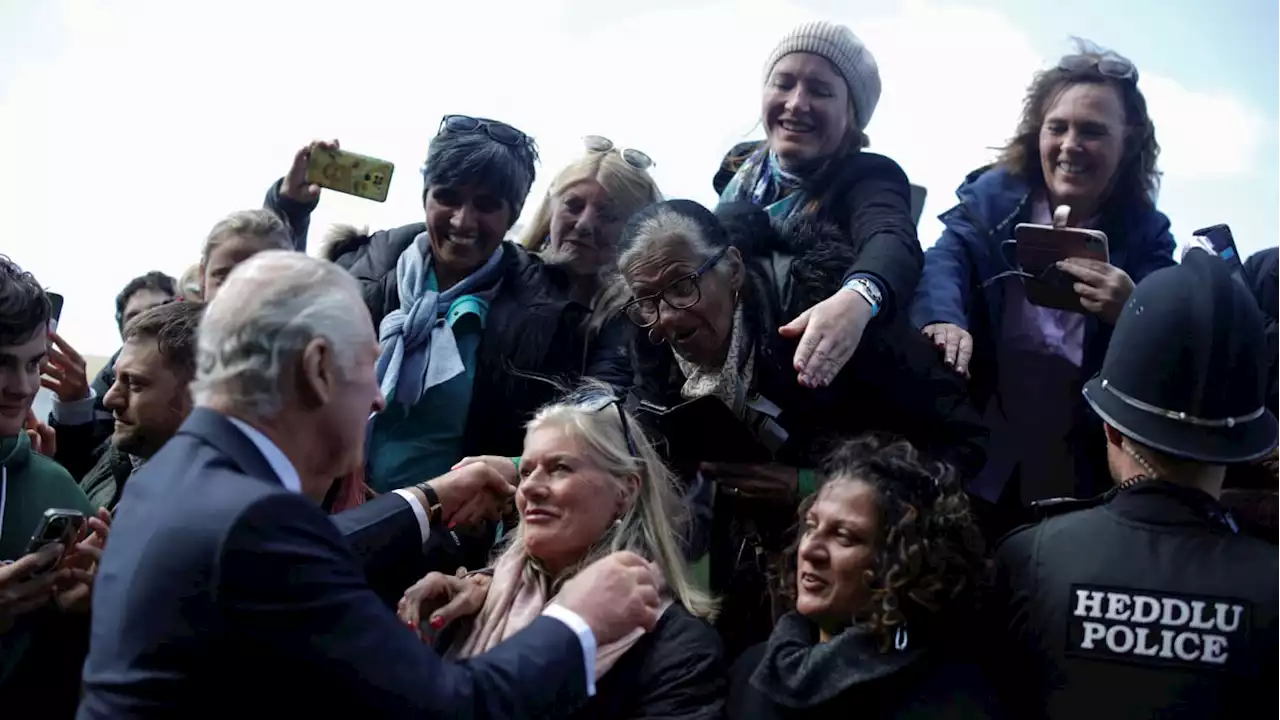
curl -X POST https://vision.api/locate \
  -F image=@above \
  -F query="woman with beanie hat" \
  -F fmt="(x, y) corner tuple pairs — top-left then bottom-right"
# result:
(713, 21), (923, 392)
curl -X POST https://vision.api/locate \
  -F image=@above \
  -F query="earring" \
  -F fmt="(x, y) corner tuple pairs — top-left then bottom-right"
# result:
(647, 328), (666, 345)
(894, 625), (909, 651)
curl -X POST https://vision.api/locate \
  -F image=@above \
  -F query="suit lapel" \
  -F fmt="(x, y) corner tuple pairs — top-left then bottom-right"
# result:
(178, 408), (283, 489)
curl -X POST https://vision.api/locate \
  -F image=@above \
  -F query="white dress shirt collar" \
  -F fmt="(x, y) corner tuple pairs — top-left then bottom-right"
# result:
(225, 416), (302, 494)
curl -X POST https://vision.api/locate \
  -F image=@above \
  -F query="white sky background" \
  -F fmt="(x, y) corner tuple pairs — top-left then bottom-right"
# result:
(1, 0), (1274, 357)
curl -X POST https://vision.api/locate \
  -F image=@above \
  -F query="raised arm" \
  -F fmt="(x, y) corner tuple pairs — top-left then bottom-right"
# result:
(222, 493), (591, 719)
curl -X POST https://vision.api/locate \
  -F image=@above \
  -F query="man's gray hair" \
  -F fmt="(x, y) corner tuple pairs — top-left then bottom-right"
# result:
(191, 251), (368, 418)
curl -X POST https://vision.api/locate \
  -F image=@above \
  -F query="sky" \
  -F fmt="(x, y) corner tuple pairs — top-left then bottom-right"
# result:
(2, 0), (1277, 357)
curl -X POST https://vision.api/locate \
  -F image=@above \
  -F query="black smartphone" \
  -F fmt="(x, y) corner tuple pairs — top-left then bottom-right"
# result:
(1193, 224), (1245, 274)
(630, 395), (772, 467)
(24, 508), (86, 575)
(46, 292), (64, 333)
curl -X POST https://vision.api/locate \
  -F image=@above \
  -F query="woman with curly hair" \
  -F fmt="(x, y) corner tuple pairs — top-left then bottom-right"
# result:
(616, 199), (986, 659)
(909, 40), (1176, 533)
(726, 435), (999, 719)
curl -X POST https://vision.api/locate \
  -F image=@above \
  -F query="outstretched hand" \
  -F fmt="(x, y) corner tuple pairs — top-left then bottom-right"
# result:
(779, 290), (873, 388)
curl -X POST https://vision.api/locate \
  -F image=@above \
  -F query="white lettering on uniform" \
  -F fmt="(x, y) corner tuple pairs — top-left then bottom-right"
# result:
(1161, 598), (1191, 627)
(1131, 595), (1161, 624)
(1068, 586), (1249, 669)
(1105, 593), (1132, 621)
(1081, 621), (1106, 649)
(1075, 590), (1105, 619)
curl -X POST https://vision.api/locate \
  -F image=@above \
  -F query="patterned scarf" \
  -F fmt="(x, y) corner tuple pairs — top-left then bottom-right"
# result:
(674, 304), (756, 418)
(375, 233), (505, 408)
(718, 145), (823, 226)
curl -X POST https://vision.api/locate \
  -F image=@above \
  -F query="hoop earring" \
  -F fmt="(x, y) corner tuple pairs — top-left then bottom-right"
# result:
(894, 625), (909, 651)
(647, 328), (666, 345)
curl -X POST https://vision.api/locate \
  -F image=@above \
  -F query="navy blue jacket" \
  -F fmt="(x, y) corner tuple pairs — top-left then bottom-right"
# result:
(909, 166), (1175, 496)
(79, 408), (588, 719)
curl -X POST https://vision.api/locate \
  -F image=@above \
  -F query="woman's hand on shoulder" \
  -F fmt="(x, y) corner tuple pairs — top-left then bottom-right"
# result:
(921, 322), (972, 378)
(397, 567), (492, 641)
(778, 290), (874, 388)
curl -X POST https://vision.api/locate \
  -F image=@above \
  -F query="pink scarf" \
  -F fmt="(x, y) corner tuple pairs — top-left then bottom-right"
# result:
(447, 549), (671, 679)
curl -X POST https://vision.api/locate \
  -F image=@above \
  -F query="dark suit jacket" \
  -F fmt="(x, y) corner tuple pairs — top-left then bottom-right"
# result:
(79, 408), (588, 719)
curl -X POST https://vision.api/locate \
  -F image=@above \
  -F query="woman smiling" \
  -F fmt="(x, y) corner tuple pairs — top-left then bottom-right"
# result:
(726, 436), (997, 719)
(909, 41), (1176, 534)
(399, 383), (725, 719)
(714, 21), (923, 390)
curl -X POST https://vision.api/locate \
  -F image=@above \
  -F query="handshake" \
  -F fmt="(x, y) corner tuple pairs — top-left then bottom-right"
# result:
(411, 456), (521, 528)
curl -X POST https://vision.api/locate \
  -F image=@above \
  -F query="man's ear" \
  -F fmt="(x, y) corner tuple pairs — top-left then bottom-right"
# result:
(298, 338), (336, 410)
(1103, 422), (1125, 448)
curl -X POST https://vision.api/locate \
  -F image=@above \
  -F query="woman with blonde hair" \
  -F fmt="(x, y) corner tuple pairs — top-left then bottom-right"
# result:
(399, 382), (726, 719)
(520, 137), (663, 338)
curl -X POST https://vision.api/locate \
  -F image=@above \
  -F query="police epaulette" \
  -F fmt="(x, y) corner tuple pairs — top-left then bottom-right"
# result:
(1030, 494), (1106, 520)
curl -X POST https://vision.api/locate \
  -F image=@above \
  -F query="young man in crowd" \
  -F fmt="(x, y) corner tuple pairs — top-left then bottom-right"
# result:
(0, 255), (105, 713)
(80, 300), (201, 511)
(45, 271), (178, 482)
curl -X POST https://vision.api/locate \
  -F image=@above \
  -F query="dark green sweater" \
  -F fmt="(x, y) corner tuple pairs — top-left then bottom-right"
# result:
(0, 431), (93, 687)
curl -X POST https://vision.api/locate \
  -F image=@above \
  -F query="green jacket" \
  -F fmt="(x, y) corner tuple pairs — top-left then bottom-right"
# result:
(0, 431), (93, 685)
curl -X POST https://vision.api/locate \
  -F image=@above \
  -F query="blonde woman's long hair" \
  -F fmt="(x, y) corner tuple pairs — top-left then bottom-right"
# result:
(497, 381), (716, 620)
(518, 150), (662, 254)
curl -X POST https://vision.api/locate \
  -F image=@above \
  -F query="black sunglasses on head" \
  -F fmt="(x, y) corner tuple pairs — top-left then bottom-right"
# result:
(1057, 54), (1139, 83)
(438, 114), (530, 146)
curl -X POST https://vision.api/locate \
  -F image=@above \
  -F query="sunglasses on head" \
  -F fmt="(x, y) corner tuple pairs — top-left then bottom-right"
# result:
(583, 135), (654, 171)
(582, 392), (641, 458)
(438, 114), (531, 147)
(1057, 54), (1138, 83)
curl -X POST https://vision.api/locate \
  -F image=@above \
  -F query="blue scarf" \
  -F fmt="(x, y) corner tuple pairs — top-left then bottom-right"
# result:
(719, 146), (823, 226)
(375, 233), (505, 408)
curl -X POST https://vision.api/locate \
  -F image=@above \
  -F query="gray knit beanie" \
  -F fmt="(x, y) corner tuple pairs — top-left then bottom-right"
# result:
(763, 21), (881, 132)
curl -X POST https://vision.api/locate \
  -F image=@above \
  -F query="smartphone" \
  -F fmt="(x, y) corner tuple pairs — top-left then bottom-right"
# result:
(46, 292), (64, 333)
(1013, 223), (1111, 313)
(305, 147), (395, 203)
(630, 395), (772, 467)
(24, 508), (86, 575)
(1192, 224), (1246, 279)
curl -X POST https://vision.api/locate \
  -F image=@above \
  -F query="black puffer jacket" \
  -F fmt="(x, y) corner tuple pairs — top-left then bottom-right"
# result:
(631, 206), (987, 660)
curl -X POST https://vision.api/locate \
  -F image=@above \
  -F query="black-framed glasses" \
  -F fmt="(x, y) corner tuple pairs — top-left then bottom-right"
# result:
(583, 135), (654, 171)
(1058, 54), (1139, 83)
(582, 393), (640, 458)
(438, 114), (531, 147)
(621, 247), (728, 328)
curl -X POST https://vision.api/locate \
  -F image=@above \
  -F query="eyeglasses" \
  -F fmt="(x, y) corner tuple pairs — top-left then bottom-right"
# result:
(1057, 54), (1139, 83)
(582, 393), (640, 458)
(583, 135), (654, 171)
(621, 247), (727, 328)
(438, 114), (531, 147)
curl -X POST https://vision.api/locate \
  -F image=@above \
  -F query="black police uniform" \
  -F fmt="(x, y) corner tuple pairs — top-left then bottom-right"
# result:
(988, 480), (1278, 718)
(985, 251), (1280, 718)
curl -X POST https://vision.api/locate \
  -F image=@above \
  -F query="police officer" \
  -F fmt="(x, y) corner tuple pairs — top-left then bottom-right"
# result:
(986, 249), (1279, 719)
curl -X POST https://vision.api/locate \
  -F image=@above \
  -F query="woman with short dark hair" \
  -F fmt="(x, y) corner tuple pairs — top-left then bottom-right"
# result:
(910, 41), (1177, 534)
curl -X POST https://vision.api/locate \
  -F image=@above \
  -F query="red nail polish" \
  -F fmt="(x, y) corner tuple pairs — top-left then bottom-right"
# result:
(447, 521), (457, 530)
(430, 616), (445, 629)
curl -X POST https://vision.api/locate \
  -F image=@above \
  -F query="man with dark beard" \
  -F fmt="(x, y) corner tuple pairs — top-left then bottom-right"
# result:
(84, 301), (201, 511)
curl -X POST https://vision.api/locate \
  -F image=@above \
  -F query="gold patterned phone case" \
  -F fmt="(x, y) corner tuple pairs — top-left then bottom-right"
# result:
(305, 147), (395, 203)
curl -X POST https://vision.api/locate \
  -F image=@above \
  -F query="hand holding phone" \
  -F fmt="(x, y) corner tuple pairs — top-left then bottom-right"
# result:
(1013, 214), (1110, 313)
(24, 509), (87, 575)
(305, 145), (395, 203)
(0, 545), (65, 630)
